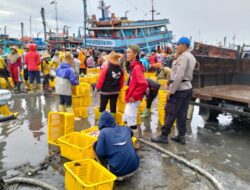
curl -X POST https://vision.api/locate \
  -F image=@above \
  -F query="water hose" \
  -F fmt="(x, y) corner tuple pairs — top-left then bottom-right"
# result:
(4, 177), (58, 190)
(138, 138), (224, 190)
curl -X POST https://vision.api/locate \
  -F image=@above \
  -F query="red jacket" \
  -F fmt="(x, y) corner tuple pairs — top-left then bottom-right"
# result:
(24, 44), (41, 71)
(125, 60), (148, 103)
(149, 54), (157, 65)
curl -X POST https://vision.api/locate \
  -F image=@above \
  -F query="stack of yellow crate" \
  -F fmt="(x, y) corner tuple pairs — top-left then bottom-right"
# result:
(87, 67), (101, 74)
(72, 82), (92, 118)
(144, 72), (156, 78)
(158, 90), (169, 126)
(157, 79), (168, 87)
(79, 74), (99, 85)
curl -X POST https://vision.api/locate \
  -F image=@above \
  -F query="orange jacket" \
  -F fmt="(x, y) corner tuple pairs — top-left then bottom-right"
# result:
(78, 51), (86, 69)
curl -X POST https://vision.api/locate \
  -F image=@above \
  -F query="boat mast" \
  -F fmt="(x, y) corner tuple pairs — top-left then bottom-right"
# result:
(41, 7), (47, 41)
(150, 0), (156, 21)
(100, 0), (105, 19)
(55, 0), (59, 33)
(82, 0), (87, 48)
(98, 0), (110, 20)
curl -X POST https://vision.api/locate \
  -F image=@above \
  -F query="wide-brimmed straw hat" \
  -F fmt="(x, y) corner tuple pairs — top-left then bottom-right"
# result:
(10, 46), (18, 52)
(105, 51), (122, 65)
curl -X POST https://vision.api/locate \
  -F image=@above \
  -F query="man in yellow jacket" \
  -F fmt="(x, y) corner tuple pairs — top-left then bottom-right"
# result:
(41, 53), (52, 90)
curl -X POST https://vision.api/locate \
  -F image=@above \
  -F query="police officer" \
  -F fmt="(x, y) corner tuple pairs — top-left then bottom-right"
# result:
(151, 37), (196, 145)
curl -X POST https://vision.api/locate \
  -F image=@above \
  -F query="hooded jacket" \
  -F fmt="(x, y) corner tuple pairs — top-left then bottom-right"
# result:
(55, 62), (79, 96)
(125, 60), (148, 103)
(24, 44), (41, 71)
(95, 111), (140, 176)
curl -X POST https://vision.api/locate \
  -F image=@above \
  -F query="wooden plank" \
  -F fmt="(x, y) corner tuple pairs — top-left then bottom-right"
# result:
(193, 85), (250, 105)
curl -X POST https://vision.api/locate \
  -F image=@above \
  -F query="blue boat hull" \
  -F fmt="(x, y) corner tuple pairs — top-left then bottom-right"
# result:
(86, 31), (172, 52)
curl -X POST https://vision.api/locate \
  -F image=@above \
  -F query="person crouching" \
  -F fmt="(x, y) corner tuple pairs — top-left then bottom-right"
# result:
(94, 111), (140, 180)
(55, 52), (79, 113)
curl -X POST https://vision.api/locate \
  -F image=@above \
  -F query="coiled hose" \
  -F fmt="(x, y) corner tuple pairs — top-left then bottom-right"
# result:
(4, 177), (58, 190)
(139, 138), (225, 190)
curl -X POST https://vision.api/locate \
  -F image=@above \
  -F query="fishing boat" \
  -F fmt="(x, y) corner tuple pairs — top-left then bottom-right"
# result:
(47, 32), (83, 50)
(85, 0), (172, 52)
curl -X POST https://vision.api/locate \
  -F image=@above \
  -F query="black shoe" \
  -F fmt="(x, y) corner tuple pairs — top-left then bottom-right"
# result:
(171, 136), (186, 145)
(151, 135), (168, 144)
(130, 125), (137, 130)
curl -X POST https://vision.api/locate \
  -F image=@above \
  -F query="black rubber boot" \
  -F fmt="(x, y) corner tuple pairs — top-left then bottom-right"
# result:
(171, 135), (186, 145)
(130, 125), (137, 130)
(151, 135), (169, 144)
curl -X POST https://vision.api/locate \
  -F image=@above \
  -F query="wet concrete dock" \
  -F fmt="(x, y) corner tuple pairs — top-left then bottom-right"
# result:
(0, 93), (250, 190)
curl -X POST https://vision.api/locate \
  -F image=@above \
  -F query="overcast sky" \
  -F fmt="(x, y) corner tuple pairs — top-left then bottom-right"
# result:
(0, 0), (249, 45)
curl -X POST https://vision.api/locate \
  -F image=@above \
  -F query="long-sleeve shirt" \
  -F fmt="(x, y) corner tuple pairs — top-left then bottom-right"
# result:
(169, 50), (196, 94)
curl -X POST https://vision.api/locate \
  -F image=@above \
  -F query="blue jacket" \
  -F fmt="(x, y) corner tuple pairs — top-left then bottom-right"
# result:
(140, 57), (149, 70)
(95, 111), (140, 176)
(55, 62), (79, 96)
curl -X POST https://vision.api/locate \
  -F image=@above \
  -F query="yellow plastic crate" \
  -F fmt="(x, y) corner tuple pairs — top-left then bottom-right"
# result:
(87, 68), (97, 74)
(81, 126), (99, 136)
(137, 112), (142, 125)
(158, 109), (165, 126)
(64, 159), (116, 190)
(138, 99), (147, 113)
(48, 112), (74, 146)
(73, 107), (88, 118)
(94, 106), (100, 120)
(144, 72), (156, 78)
(81, 126), (137, 147)
(149, 76), (157, 81)
(72, 95), (92, 107)
(157, 79), (168, 86)
(58, 132), (97, 160)
(79, 77), (90, 83)
(118, 86), (128, 103)
(116, 111), (125, 126)
(89, 75), (98, 84)
(117, 100), (126, 113)
(72, 83), (91, 96)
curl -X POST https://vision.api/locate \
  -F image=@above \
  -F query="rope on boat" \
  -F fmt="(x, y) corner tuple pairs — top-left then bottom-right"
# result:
(138, 138), (225, 190)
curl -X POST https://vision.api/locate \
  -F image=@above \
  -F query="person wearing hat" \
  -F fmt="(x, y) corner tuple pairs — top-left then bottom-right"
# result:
(123, 45), (148, 130)
(97, 51), (107, 68)
(52, 50), (60, 69)
(8, 46), (22, 93)
(151, 37), (196, 145)
(41, 53), (52, 91)
(55, 51), (79, 114)
(95, 51), (124, 117)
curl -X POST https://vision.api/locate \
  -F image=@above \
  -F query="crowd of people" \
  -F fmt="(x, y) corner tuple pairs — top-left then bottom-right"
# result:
(0, 36), (196, 178)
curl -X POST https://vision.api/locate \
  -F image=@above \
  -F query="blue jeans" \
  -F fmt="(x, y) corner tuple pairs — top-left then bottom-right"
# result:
(162, 89), (192, 137)
(29, 71), (41, 84)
